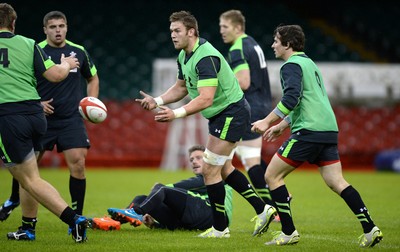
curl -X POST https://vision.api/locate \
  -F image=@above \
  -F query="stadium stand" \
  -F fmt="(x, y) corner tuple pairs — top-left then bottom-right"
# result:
(284, 1), (400, 63)
(8, 1), (399, 169)
(39, 102), (400, 169)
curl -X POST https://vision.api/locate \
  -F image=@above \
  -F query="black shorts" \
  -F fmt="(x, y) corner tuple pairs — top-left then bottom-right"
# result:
(242, 107), (269, 141)
(208, 97), (250, 142)
(139, 185), (213, 230)
(41, 117), (90, 152)
(277, 139), (340, 167)
(241, 127), (262, 141)
(0, 113), (46, 164)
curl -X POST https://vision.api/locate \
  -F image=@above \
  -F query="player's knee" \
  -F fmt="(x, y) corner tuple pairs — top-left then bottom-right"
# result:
(328, 180), (349, 195)
(69, 161), (85, 178)
(264, 169), (275, 184)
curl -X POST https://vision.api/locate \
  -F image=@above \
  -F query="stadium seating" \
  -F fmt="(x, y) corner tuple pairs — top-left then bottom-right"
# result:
(10, 1), (398, 169)
(39, 103), (400, 169)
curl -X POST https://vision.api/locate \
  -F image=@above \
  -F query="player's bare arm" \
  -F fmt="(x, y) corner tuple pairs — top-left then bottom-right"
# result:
(155, 85), (216, 122)
(185, 85), (216, 113)
(43, 53), (80, 82)
(235, 69), (251, 90)
(87, 74), (100, 97)
(158, 79), (188, 105)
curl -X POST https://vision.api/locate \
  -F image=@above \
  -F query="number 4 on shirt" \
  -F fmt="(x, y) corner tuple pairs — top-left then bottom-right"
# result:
(0, 48), (10, 68)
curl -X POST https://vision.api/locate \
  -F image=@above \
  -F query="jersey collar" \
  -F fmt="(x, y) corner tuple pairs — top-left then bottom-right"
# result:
(236, 33), (247, 42)
(0, 30), (14, 38)
(184, 38), (207, 63)
(289, 52), (305, 58)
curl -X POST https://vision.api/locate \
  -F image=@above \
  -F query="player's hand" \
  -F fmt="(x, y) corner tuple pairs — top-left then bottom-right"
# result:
(264, 124), (284, 142)
(41, 98), (54, 116)
(135, 90), (158, 110)
(251, 118), (270, 135)
(143, 214), (155, 228)
(61, 53), (80, 69)
(155, 106), (174, 122)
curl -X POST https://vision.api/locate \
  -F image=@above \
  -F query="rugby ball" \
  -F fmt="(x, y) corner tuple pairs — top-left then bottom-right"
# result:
(78, 97), (107, 124)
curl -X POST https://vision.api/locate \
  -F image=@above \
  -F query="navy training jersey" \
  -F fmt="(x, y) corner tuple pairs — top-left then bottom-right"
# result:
(36, 40), (97, 120)
(227, 34), (272, 119)
(171, 174), (207, 195)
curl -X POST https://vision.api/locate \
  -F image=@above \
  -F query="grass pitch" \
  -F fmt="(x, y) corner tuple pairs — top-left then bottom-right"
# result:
(0, 168), (399, 251)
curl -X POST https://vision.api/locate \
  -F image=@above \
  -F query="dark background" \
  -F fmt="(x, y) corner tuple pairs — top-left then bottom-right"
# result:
(5, 0), (400, 168)
(8, 0), (400, 100)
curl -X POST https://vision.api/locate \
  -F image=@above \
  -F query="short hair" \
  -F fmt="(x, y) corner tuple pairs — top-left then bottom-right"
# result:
(273, 24), (305, 51)
(43, 11), (67, 27)
(188, 145), (205, 155)
(220, 9), (246, 32)
(169, 10), (199, 36)
(0, 3), (17, 31)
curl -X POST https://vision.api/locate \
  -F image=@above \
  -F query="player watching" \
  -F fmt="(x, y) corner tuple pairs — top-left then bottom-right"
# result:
(90, 145), (233, 231)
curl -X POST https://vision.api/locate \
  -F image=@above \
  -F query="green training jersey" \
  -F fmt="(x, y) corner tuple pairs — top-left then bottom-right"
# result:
(282, 53), (338, 133)
(0, 31), (53, 104)
(178, 38), (243, 119)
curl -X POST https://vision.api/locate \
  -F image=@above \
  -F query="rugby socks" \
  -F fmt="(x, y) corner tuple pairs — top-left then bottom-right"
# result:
(247, 164), (274, 206)
(340, 185), (375, 233)
(60, 206), (78, 226)
(225, 168), (265, 214)
(10, 178), (20, 203)
(22, 216), (37, 230)
(270, 185), (296, 235)
(69, 176), (86, 215)
(206, 181), (227, 231)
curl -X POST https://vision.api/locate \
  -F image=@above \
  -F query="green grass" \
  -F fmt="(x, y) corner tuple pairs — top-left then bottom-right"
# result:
(0, 168), (399, 251)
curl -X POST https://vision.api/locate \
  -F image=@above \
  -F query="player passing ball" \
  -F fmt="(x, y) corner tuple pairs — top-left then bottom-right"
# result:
(136, 11), (276, 239)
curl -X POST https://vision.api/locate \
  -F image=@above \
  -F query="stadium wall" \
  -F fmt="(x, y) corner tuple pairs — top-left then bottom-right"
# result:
(39, 62), (400, 170)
